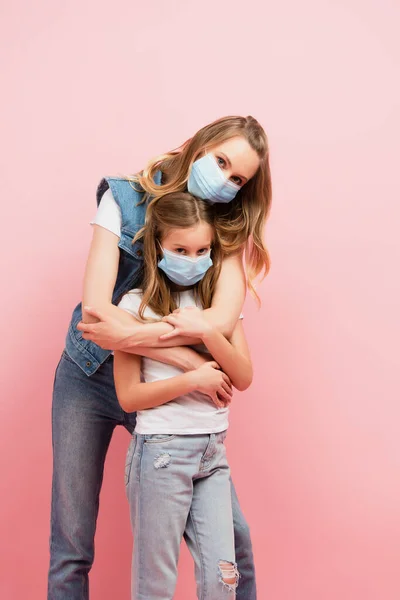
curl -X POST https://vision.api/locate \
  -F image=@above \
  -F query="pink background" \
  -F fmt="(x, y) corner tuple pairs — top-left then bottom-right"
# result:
(1, 1), (400, 598)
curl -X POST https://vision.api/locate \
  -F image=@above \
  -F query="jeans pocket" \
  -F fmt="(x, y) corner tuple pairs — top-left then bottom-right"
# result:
(125, 434), (137, 486)
(144, 434), (177, 444)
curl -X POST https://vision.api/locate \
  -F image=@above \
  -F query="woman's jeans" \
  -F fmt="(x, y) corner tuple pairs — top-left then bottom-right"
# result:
(48, 351), (257, 599)
(127, 431), (238, 600)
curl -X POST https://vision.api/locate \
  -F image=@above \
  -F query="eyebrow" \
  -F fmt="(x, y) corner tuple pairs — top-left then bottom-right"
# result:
(172, 243), (211, 248)
(219, 152), (248, 183)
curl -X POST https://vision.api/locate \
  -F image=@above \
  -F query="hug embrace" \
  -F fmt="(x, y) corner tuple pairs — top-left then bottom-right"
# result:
(48, 115), (272, 600)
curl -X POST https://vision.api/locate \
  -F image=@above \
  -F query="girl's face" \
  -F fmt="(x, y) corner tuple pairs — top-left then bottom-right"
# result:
(208, 136), (260, 188)
(161, 222), (213, 259)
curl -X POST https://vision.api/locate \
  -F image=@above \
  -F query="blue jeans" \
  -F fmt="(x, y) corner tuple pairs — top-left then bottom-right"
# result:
(48, 351), (257, 599)
(127, 432), (238, 599)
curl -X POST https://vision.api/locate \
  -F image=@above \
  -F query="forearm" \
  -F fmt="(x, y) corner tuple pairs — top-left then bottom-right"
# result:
(201, 252), (246, 338)
(118, 372), (196, 413)
(200, 307), (238, 339)
(123, 345), (208, 372)
(201, 328), (252, 391)
(121, 319), (202, 349)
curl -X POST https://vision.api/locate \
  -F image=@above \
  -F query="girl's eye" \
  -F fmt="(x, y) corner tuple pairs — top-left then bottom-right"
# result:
(216, 156), (226, 168)
(231, 175), (242, 186)
(175, 248), (186, 254)
(197, 248), (208, 255)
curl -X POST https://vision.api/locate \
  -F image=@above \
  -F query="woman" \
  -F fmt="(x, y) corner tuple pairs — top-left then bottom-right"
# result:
(48, 115), (271, 600)
(114, 191), (252, 599)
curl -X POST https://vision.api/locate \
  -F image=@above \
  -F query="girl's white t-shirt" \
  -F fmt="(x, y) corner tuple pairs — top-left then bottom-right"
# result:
(118, 290), (229, 435)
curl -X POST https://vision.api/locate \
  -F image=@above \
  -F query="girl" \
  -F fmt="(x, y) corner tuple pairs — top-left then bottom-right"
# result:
(114, 192), (253, 600)
(49, 116), (271, 600)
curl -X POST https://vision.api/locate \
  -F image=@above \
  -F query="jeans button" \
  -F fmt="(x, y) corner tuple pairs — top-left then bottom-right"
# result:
(86, 361), (91, 367)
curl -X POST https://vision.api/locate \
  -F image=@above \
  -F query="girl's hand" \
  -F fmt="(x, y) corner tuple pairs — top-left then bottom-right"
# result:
(188, 361), (232, 408)
(160, 306), (213, 340)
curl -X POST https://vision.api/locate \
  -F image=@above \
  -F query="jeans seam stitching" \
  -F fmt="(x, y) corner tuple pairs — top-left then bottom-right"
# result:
(188, 508), (207, 600)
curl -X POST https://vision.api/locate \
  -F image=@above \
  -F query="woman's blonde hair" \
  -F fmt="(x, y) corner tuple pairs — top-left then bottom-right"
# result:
(133, 192), (222, 321)
(128, 115), (272, 298)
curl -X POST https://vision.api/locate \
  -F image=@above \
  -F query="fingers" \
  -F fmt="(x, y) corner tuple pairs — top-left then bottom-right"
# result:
(217, 387), (232, 404)
(218, 394), (231, 407)
(221, 381), (233, 396)
(159, 315), (181, 339)
(221, 373), (232, 387)
(82, 333), (94, 341)
(206, 361), (220, 370)
(159, 327), (182, 340)
(76, 321), (96, 333)
(211, 394), (225, 409)
(161, 315), (178, 326)
(83, 306), (104, 321)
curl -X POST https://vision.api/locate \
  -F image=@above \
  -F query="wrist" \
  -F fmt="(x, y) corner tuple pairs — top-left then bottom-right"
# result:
(200, 324), (217, 344)
(182, 353), (206, 372)
(185, 370), (200, 392)
(199, 322), (215, 342)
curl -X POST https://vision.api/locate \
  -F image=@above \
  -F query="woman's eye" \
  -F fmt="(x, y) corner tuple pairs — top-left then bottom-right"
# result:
(197, 248), (208, 255)
(175, 248), (186, 254)
(216, 156), (225, 168)
(231, 176), (242, 186)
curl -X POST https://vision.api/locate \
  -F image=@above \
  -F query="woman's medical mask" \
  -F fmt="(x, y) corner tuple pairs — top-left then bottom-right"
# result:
(188, 153), (241, 203)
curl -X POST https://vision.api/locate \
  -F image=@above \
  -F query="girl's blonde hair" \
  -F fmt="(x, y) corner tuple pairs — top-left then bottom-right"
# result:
(128, 115), (272, 298)
(133, 192), (222, 321)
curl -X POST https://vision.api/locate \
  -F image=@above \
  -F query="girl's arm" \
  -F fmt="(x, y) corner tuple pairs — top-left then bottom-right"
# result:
(113, 352), (232, 413)
(78, 252), (246, 349)
(127, 345), (209, 372)
(163, 308), (253, 391)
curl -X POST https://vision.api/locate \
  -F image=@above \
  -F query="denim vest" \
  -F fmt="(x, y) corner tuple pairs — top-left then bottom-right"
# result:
(65, 172), (162, 376)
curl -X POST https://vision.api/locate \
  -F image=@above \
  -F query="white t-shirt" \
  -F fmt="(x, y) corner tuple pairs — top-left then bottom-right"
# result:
(118, 289), (229, 435)
(90, 188), (122, 238)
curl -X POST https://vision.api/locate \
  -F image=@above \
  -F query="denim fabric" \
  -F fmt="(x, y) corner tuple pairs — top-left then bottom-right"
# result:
(126, 431), (237, 600)
(48, 352), (257, 599)
(65, 173), (162, 377)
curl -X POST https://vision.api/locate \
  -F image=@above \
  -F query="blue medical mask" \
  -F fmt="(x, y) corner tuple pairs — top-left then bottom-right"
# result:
(158, 248), (213, 286)
(188, 153), (241, 204)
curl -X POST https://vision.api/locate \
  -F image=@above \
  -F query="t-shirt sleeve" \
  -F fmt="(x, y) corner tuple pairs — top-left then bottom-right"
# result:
(117, 290), (142, 317)
(90, 188), (122, 238)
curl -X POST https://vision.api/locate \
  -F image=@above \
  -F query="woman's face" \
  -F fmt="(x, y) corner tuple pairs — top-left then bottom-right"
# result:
(208, 136), (260, 188)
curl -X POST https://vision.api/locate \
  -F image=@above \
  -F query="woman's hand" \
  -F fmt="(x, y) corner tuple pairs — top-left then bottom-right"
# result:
(77, 306), (135, 350)
(187, 361), (232, 408)
(160, 306), (213, 340)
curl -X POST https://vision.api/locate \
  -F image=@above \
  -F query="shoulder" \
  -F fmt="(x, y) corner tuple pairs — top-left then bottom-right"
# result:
(96, 176), (144, 207)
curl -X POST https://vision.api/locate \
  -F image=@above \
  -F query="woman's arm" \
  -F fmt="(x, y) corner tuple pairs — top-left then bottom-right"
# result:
(81, 225), (120, 323)
(78, 251), (246, 348)
(201, 320), (253, 391)
(162, 308), (253, 391)
(114, 352), (232, 412)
